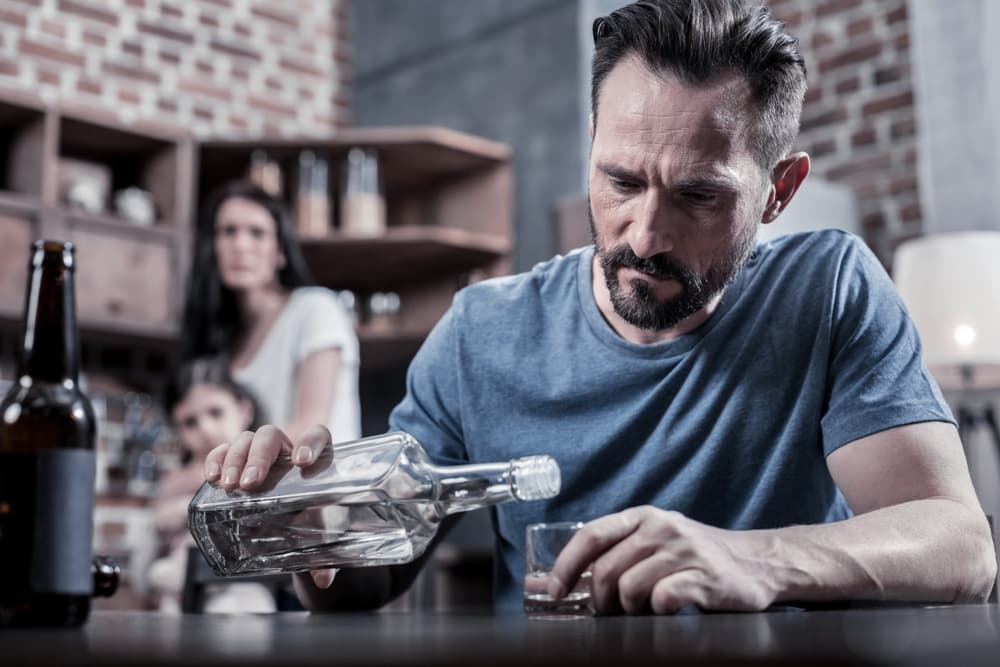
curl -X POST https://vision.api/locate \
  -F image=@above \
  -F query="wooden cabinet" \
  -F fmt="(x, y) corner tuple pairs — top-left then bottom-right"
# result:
(197, 128), (513, 370)
(0, 92), (193, 357)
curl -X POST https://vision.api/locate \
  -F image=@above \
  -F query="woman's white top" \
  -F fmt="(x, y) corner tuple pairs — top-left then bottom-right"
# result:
(233, 287), (361, 445)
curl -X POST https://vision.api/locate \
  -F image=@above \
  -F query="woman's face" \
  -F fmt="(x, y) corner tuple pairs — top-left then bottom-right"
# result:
(171, 383), (253, 460)
(214, 196), (286, 293)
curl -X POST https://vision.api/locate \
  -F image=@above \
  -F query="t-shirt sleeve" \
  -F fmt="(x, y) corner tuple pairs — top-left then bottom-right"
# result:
(295, 289), (359, 366)
(821, 235), (955, 455)
(388, 297), (468, 466)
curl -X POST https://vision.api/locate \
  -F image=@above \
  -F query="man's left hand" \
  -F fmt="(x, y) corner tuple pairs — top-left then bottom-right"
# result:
(549, 506), (779, 614)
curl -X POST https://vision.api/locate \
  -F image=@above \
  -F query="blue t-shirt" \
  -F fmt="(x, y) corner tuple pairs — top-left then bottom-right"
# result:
(388, 230), (954, 612)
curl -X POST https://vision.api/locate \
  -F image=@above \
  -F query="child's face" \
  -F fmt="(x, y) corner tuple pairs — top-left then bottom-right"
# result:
(171, 383), (253, 460)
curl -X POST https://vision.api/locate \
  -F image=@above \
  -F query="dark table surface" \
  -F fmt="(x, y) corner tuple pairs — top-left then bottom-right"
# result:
(2, 604), (999, 666)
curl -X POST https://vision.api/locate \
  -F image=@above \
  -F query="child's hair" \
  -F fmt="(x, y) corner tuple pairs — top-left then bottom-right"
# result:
(163, 357), (265, 431)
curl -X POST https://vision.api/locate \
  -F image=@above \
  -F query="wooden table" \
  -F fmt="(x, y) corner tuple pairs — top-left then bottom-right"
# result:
(1, 604), (998, 666)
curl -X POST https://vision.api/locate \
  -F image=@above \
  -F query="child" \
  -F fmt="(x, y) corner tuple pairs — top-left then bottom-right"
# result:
(148, 358), (276, 613)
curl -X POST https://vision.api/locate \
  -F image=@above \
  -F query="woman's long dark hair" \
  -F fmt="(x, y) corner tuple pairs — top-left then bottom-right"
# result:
(179, 180), (314, 363)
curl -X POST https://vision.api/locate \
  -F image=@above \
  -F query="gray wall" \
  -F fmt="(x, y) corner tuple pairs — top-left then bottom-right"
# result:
(352, 0), (594, 271)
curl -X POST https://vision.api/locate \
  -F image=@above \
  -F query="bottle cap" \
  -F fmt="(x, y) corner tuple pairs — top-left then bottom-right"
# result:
(511, 455), (560, 500)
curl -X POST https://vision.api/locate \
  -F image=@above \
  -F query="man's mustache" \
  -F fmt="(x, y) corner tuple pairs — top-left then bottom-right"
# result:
(604, 245), (690, 282)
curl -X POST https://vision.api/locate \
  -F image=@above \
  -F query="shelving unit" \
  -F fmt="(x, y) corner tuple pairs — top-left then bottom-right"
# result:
(198, 127), (514, 370)
(0, 93), (194, 356)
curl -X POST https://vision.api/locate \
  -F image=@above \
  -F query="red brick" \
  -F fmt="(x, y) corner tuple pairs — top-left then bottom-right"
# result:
(248, 94), (297, 116)
(886, 4), (907, 25)
(847, 17), (873, 37)
(202, 0), (232, 7)
(899, 201), (921, 222)
(196, 60), (214, 74)
(895, 33), (910, 51)
(800, 107), (848, 132)
(138, 20), (194, 45)
(41, 19), (67, 39)
(160, 49), (181, 64)
(0, 7), (28, 27)
(234, 22), (252, 37)
(279, 56), (325, 78)
(82, 31), (106, 47)
(58, 0), (117, 26)
(178, 78), (233, 102)
(199, 13), (220, 29)
(861, 210), (886, 230)
(835, 76), (860, 94)
(816, 0), (862, 18)
(229, 114), (250, 129)
(122, 40), (143, 57)
(124, 0), (144, 7)
(818, 42), (882, 73)
(890, 117), (916, 139)
(103, 61), (160, 84)
(265, 76), (283, 91)
(19, 37), (85, 66)
(804, 86), (822, 105)
(194, 105), (213, 120)
(0, 58), (21, 76)
(862, 91), (913, 116)
(210, 38), (260, 61)
(827, 153), (892, 180)
(77, 78), (101, 95)
(118, 89), (141, 104)
(251, 4), (298, 28)
(38, 68), (60, 85)
(158, 97), (178, 112)
(162, 2), (183, 19)
(810, 139), (837, 158)
(851, 127), (877, 148)
(874, 64), (906, 86)
(889, 175), (917, 195)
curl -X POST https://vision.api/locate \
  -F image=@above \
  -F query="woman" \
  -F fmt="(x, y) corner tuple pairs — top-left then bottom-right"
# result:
(179, 180), (360, 445)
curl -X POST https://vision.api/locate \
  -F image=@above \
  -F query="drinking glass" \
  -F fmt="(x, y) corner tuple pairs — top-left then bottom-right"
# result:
(523, 521), (593, 617)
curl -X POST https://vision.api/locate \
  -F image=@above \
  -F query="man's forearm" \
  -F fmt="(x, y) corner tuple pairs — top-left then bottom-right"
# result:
(756, 499), (997, 604)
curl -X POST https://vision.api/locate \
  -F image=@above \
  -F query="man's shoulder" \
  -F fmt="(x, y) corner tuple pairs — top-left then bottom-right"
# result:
(454, 247), (588, 317)
(758, 228), (863, 258)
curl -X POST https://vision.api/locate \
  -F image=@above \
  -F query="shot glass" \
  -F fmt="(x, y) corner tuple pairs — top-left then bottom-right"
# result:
(523, 521), (593, 617)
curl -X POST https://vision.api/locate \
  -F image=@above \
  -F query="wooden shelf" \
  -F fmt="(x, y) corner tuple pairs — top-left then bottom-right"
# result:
(358, 326), (427, 371)
(0, 190), (41, 218)
(63, 209), (179, 243)
(0, 305), (177, 349)
(300, 225), (510, 291)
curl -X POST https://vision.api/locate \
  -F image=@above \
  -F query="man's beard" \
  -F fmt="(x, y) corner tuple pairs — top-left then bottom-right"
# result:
(590, 206), (757, 332)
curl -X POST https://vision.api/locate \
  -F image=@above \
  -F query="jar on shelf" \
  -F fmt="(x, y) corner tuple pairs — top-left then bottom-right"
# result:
(295, 150), (330, 238)
(248, 150), (282, 197)
(340, 147), (386, 237)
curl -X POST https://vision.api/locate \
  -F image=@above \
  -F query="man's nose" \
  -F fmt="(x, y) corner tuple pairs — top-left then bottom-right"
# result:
(627, 191), (674, 259)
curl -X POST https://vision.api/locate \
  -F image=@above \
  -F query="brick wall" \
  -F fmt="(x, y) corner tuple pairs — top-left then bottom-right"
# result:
(0, 0), (350, 137)
(767, 0), (917, 265)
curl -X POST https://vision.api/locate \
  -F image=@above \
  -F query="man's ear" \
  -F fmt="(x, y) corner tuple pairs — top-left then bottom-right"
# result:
(588, 113), (595, 141)
(761, 152), (810, 224)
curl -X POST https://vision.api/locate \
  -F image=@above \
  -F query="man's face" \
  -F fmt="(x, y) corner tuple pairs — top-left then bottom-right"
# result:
(588, 55), (771, 333)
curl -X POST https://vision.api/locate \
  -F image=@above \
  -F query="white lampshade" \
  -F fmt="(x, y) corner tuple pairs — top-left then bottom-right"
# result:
(893, 231), (1000, 388)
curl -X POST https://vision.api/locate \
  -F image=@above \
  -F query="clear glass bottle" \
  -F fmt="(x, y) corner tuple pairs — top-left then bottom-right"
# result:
(188, 432), (560, 576)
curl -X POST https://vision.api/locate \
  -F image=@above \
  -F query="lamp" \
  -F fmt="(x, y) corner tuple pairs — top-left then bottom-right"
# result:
(892, 231), (1000, 449)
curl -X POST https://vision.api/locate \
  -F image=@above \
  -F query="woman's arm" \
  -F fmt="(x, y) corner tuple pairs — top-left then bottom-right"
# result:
(283, 347), (341, 441)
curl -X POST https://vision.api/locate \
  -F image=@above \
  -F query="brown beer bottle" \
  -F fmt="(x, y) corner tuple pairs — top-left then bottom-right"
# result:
(0, 240), (97, 627)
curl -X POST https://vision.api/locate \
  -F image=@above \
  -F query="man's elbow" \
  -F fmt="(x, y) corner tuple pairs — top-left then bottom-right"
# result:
(952, 512), (998, 603)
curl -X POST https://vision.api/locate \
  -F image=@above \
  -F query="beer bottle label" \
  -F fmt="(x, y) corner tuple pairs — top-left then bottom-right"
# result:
(31, 449), (97, 595)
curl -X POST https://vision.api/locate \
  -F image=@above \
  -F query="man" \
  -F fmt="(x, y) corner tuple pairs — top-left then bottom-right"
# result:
(206, 0), (997, 614)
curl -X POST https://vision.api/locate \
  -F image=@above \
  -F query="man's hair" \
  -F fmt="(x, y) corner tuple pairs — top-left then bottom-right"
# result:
(591, 0), (807, 169)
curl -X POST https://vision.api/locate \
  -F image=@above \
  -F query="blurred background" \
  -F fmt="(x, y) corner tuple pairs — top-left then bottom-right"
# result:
(0, 0), (998, 611)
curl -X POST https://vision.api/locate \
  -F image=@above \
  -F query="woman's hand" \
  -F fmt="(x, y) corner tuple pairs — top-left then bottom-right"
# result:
(203, 423), (332, 491)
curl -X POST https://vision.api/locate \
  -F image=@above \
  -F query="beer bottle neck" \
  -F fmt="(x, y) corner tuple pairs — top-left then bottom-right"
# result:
(20, 245), (80, 384)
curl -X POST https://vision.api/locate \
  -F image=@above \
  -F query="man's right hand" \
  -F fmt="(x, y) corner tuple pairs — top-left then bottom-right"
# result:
(203, 423), (338, 590)
(204, 423), (332, 491)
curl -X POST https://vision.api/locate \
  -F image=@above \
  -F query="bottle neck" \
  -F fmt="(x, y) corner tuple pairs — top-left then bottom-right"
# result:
(19, 243), (80, 384)
(431, 461), (519, 514)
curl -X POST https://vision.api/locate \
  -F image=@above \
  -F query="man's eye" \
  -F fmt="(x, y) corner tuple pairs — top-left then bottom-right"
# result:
(610, 177), (640, 193)
(682, 190), (717, 206)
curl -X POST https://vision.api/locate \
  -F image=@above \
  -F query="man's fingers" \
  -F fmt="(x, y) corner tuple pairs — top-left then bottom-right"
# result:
(649, 570), (703, 615)
(292, 424), (332, 467)
(240, 425), (294, 489)
(548, 508), (644, 599)
(310, 568), (338, 589)
(218, 430), (255, 490)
